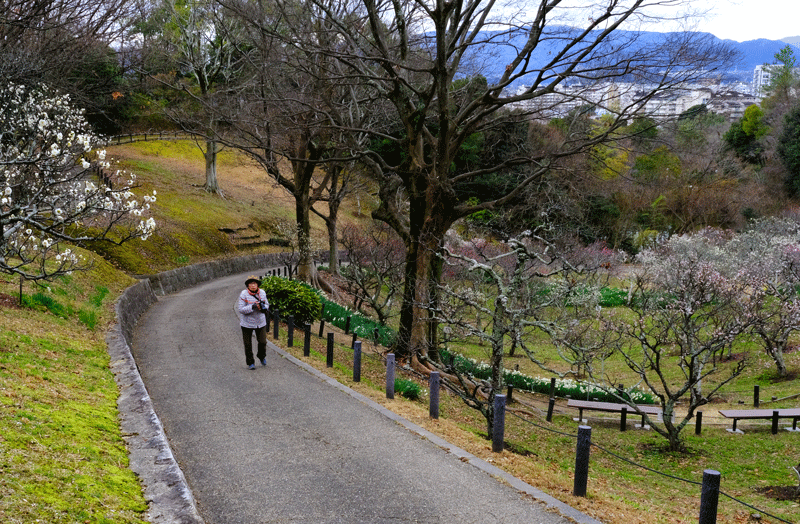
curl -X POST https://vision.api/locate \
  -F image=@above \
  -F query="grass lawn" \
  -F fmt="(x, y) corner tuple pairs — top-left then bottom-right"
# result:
(271, 316), (800, 524)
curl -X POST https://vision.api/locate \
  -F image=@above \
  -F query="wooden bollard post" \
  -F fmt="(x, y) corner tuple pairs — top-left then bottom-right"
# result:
(386, 354), (395, 399)
(326, 332), (334, 368)
(573, 425), (591, 497)
(492, 394), (507, 453)
(546, 398), (555, 422)
(699, 470), (721, 524)
(303, 323), (311, 357)
(353, 341), (362, 382)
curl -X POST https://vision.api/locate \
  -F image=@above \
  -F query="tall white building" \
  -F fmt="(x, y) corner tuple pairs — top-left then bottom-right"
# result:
(752, 65), (772, 97)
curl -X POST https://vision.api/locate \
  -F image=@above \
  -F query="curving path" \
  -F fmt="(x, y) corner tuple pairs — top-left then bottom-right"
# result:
(131, 270), (600, 524)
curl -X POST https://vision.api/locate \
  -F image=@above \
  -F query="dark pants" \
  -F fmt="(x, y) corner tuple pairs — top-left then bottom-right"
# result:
(241, 325), (267, 366)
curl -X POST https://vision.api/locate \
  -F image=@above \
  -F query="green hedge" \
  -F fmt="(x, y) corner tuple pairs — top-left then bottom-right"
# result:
(318, 296), (395, 346)
(440, 349), (656, 404)
(260, 276), (322, 325)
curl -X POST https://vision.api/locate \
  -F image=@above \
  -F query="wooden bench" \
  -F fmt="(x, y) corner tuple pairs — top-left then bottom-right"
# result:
(567, 399), (663, 430)
(718, 408), (800, 434)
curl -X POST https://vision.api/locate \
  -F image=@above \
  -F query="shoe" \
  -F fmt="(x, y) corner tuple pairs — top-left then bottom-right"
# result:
(248, 364), (256, 370)
(260, 358), (267, 366)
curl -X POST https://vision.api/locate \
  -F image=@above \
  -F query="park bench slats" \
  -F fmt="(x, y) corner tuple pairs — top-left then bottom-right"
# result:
(567, 399), (663, 430)
(718, 407), (800, 433)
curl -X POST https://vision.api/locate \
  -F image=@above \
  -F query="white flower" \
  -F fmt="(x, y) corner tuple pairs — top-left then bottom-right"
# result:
(81, 159), (90, 169)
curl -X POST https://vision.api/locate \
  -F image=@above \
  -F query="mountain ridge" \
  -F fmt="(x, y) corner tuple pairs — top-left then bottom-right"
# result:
(470, 28), (800, 88)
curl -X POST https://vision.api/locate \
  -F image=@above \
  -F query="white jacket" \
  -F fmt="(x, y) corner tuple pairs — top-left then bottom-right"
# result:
(238, 288), (269, 329)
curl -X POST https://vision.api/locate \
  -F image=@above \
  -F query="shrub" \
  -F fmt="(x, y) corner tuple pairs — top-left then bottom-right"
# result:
(394, 378), (422, 400)
(599, 287), (628, 307)
(259, 276), (322, 325)
(25, 292), (68, 318)
(78, 309), (98, 330)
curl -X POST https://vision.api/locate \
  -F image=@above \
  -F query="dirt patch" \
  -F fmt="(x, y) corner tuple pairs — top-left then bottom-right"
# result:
(0, 292), (20, 310)
(755, 485), (800, 502)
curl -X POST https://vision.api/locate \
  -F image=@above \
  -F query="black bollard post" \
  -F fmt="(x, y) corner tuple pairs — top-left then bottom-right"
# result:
(303, 323), (311, 357)
(492, 394), (507, 453)
(386, 354), (395, 399)
(344, 315), (351, 335)
(549, 377), (557, 398)
(754, 385), (760, 408)
(772, 410), (779, 435)
(318, 319), (325, 338)
(698, 470), (721, 524)
(506, 385), (514, 403)
(287, 315), (294, 347)
(272, 309), (280, 339)
(696, 411), (703, 435)
(573, 425), (592, 497)
(373, 327), (380, 344)
(351, 332), (357, 349)
(620, 406), (627, 432)
(546, 397), (556, 422)
(353, 341), (362, 382)
(429, 371), (440, 419)
(326, 333), (334, 367)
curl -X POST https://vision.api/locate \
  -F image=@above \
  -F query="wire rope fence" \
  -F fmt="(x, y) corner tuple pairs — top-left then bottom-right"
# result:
(262, 273), (798, 524)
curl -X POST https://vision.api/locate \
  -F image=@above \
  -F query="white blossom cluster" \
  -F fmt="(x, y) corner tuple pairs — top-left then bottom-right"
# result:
(1, 83), (157, 279)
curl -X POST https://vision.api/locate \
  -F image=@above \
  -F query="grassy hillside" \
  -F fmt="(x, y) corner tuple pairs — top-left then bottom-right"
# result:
(2, 140), (799, 524)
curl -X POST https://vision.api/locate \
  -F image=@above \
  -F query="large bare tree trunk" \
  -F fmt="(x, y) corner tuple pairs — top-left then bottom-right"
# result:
(204, 138), (220, 194)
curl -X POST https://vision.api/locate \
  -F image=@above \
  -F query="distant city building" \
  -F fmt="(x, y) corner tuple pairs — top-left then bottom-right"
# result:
(753, 63), (800, 97)
(707, 90), (759, 120)
(753, 65), (772, 97)
(509, 81), (753, 121)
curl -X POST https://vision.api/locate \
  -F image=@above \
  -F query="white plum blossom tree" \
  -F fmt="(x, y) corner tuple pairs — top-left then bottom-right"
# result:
(1, 83), (156, 281)
(602, 233), (755, 451)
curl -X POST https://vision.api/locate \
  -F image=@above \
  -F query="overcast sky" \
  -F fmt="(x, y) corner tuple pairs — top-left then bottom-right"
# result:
(691, 0), (797, 42)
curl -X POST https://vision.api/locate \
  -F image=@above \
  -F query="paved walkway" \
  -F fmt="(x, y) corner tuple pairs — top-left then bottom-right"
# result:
(131, 271), (601, 524)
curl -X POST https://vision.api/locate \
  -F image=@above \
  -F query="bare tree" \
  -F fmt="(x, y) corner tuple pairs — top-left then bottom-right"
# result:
(434, 228), (624, 436)
(337, 222), (405, 325)
(1, 0), (137, 125)
(132, 0), (246, 194)
(285, 0), (739, 369)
